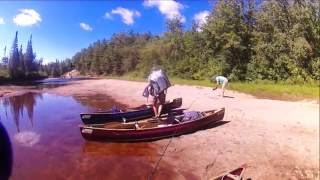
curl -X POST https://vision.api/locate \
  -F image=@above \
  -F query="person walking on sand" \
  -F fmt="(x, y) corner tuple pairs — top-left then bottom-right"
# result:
(143, 66), (171, 118)
(211, 75), (228, 97)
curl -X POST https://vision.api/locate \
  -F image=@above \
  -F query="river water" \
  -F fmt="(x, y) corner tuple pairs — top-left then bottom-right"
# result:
(0, 79), (176, 180)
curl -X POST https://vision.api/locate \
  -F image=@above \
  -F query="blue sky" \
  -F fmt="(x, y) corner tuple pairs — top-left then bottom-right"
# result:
(0, 1), (213, 63)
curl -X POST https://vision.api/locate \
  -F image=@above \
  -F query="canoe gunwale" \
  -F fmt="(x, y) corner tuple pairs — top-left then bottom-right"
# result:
(80, 98), (183, 124)
(80, 108), (225, 142)
(79, 108), (223, 131)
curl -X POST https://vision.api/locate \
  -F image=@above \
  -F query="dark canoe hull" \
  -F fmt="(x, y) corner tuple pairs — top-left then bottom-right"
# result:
(80, 108), (225, 142)
(80, 98), (182, 124)
(211, 164), (247, 180)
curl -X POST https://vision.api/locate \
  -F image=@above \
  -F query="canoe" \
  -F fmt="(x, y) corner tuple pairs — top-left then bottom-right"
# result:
(80, 98), (182, 124)
(210, 164), (247, 180)
(79, 108), (225, 142)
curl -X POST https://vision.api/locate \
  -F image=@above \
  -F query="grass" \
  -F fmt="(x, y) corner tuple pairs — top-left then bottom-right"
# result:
(0, 69), (10, 83)
(104, 75), (319, 102)
(0, 69), (9, 78)
(229, 81), (319, 101)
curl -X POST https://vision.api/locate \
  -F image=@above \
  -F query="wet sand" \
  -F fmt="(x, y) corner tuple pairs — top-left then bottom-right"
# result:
(1, 78), (319, 179)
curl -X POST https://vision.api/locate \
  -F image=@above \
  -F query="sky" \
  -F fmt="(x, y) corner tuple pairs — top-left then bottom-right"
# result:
(0, 0), (213, 63)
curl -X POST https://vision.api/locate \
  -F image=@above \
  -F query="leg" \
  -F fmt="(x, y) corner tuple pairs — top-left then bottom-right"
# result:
(222, 81), (228, 97)
(152, 96), (158, 117)
(221, 84), (225, 97)
(157, 104), (163, 117)
(153, 105), (158, 117)
(157, 92), (166, 117)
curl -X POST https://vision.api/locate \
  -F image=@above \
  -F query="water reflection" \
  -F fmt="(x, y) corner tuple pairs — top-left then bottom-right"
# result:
(0, 92), (128, 133)
(73, 94), (128, 111)
(1, 92), (41, 132)
(0, 91), (177, 179)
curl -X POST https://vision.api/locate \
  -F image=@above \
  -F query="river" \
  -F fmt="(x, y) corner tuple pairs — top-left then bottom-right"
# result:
(0, 79), (169, 180)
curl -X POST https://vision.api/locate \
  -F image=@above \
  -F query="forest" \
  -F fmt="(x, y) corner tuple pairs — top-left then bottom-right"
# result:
(1, 0), (319, 84)
(71, 0), (319, 83)
(0, 31), (73, 81)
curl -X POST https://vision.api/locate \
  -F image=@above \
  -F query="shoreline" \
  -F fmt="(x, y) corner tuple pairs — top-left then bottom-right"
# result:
(45, 79), (320, 179)
(1, 77), (318, 105)
(0, 78), (319, 179)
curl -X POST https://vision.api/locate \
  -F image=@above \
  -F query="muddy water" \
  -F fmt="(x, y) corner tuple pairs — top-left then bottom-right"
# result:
(0, 91), (177, 180)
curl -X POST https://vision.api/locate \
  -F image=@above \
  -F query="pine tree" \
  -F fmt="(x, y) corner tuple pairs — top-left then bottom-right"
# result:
(2, 46), (9, 66)
(19, 44), (25, 76)
(25, 35), (35, 74)
(8, 31), (20, 79)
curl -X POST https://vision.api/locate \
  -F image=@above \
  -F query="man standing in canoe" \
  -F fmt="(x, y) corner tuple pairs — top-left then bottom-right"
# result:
(143, 66), (171, 118)
(211, 75), (228, 97)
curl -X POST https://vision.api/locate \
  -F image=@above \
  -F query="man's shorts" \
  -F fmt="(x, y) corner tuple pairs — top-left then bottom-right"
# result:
(153, 92), (166, 106)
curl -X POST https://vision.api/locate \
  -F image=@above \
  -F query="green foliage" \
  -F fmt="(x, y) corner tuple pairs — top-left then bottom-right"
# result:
(5, 32), (42, 80)
(42, 59), (73, 77)
(202, 0), (249, 81)
(248, 0), (320, 82)
(0, 68), (9, 78)
(24, 35), (37, 74)
(8, 31), (20, 79)
(70, 0), (318, 87)
(1, 32), (72, 80)
(73, 32), (153, 76)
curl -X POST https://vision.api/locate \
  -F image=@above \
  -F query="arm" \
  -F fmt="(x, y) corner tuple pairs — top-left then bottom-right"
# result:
(212, 80), (219, 90)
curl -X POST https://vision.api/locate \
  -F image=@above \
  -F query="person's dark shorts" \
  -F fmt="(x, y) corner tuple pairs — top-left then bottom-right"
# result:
(153, 92), (166, 106)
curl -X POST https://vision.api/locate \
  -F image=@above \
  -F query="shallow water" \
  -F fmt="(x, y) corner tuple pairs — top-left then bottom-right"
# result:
(0, 91), (174, 180)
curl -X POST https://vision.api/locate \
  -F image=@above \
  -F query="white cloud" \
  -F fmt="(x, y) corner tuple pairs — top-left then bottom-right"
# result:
(80, 22), (93, 31)
(106, 7), (140, 25)
(193, 10), (210, 30)
(143, 0), (186, 23)
(104, 12), (113, 19)
(0, 17), (5, 24)
(13, 9), (41, 26)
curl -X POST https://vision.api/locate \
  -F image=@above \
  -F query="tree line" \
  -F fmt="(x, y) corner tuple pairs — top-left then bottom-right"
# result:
(1, 31), (73, 80)
(1, 31), (41, 79)
(71, 0), (319, 83)
(41, 59), (74, 77)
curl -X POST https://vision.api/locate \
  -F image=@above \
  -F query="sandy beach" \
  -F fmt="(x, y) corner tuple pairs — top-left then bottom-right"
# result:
(1, 78), (319, 179)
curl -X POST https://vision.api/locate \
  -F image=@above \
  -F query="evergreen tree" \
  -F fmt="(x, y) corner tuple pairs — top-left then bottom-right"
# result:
(2, 46), (8, 67)
(69, 1), (318, 83)
(51, 59), (61, 77)
(8, 31), (20, 79)
(25, 35), (36, 74)
(19, 44), (25, 76)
